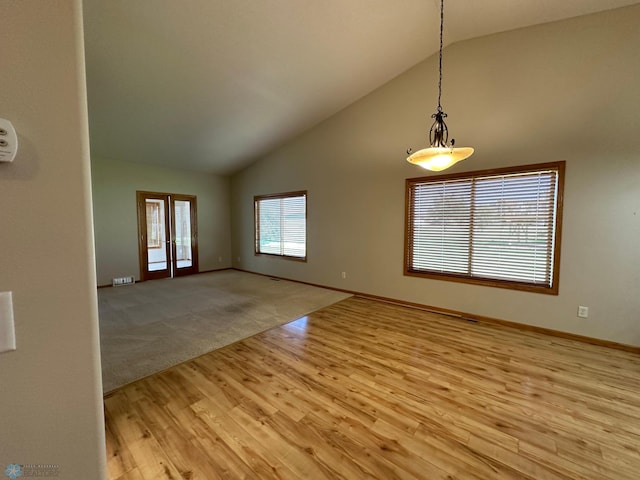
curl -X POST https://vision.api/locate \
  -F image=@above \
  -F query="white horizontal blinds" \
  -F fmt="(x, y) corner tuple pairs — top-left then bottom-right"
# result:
(281, 194), (306, 258)
(257, 193), (306, 258)
(410, 179), (472, 274)
(258, 198), (281, 255)
(408, 167), (558, 287)
(470, 171), (557, 286)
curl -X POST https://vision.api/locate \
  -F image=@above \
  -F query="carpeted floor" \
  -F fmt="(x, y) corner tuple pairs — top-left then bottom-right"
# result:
(98, 270), (351, 392)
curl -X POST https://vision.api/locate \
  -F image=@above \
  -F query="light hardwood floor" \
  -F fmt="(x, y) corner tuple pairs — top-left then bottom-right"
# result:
(105, 296), (640, 479)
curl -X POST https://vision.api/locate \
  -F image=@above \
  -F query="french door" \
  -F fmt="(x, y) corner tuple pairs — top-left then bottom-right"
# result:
(136, 191), (199, 281)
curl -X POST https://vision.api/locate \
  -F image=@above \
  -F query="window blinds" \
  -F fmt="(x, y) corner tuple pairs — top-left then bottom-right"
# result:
(407, 164), (562, 291)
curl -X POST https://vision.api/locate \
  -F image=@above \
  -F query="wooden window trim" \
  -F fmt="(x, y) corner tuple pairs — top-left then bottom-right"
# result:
(404, 161), (565, 295)
(254, 190), (307, 262)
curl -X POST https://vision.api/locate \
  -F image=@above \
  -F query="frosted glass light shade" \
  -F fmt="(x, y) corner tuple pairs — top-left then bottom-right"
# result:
(406, 146), (474, 171)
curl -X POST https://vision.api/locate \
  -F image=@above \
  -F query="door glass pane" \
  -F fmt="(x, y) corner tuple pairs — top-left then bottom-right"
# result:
(174, 200), (192, 268)
(146, 199), (167, 271)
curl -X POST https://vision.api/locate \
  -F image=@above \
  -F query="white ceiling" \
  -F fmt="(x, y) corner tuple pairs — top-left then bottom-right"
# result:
(83, 0), (640, 175)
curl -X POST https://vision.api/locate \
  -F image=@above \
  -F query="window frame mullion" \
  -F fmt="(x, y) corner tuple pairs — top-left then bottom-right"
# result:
(467, 178), (476, 277)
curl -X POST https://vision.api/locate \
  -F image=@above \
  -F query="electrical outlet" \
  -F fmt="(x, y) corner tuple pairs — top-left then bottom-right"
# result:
(341, 272), (347, 279)
(218, 256), (223, 262)
(577, 306), (589, 318)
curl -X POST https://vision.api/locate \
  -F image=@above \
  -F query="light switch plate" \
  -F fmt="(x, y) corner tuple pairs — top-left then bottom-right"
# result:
(0, 291), (16, 354)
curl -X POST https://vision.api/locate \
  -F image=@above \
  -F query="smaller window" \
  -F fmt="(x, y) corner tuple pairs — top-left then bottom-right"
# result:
(255, 191), (307, 261)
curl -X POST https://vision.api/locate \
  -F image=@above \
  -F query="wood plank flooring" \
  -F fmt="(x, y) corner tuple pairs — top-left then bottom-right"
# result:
(104, 296), (640, 479)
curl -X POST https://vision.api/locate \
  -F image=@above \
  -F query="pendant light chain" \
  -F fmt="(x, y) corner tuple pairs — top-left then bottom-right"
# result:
(406, 0), (474, 170)
(437, 0), (444, 112)
(430, 0), (448, 148)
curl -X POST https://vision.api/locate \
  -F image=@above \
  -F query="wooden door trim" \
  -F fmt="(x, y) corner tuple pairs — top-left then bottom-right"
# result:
(137, 190), (199, 281)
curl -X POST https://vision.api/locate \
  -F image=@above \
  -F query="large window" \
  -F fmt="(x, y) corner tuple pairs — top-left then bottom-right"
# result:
(405, 162), (564, 294)
(255, 191), (307, 261)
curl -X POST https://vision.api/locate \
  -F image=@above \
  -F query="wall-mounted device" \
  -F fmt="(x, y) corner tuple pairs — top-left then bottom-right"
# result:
(0, 118), (18, 163)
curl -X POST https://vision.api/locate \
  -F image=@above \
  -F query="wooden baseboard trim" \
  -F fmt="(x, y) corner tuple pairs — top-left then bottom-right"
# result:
(356, 292), (640, 355)
(198, 267), (233, 275)
(232, 268), (640, 355)
(97, 268), (233, 289)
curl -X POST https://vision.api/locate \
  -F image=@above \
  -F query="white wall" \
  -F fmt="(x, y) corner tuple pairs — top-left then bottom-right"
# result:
(231, 5), (640, 346)
(91, 157), (232, 286)
(0, 1), (106, 478)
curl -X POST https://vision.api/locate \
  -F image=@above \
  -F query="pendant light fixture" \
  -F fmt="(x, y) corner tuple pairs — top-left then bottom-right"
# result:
(406, 0), (473, 171)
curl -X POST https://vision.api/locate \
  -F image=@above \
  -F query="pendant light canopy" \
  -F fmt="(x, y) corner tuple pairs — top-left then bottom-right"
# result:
(407, 0), (473, 171)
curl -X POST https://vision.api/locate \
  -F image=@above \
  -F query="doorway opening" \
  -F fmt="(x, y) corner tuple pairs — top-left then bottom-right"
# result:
(136, 191), (199, 281)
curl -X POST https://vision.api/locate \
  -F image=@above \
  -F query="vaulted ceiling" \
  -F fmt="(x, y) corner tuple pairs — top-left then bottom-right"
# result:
(83, 0), (640, 175)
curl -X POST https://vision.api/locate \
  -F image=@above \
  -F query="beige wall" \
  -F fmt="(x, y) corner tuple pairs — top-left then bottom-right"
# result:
(92, 157), (232, 286)
(231, 5), (640, 346)
(0, 1), (106, 478)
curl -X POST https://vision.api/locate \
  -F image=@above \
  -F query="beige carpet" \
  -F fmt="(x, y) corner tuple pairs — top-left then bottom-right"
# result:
(98, 270), (351, 392)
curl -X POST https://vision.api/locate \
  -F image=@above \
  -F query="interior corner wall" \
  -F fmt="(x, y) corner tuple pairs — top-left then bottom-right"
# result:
(231, 5), (640, 346)
(91, 157), (231, 286)
(0, 1), (106, 478)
